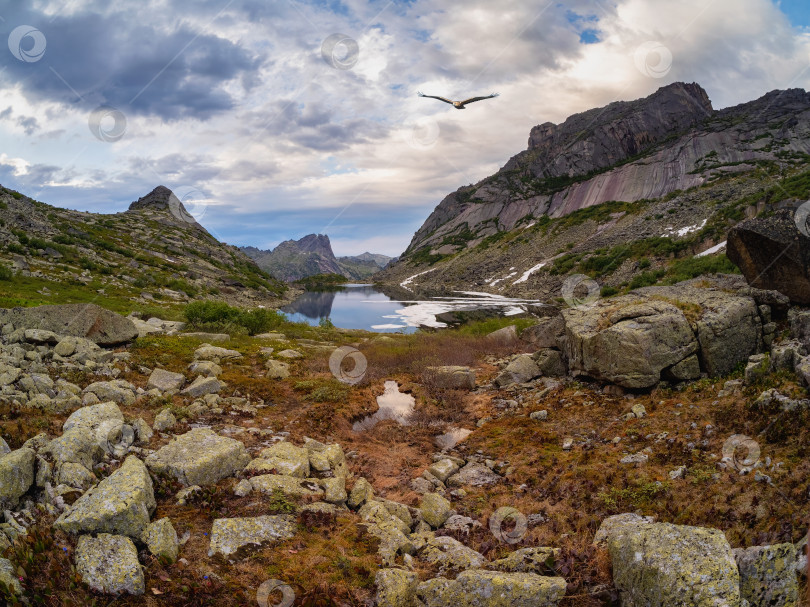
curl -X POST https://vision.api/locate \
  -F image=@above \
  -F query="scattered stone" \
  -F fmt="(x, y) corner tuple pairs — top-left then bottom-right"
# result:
(348, 478), (374, 509)
(620, 451), (649, 465)
(495, 354), (540, 387)
(744, 353), (770, 385)
(145, 428), (249, 486)
(0, 557), (22, 596)
(248, 441), (310, 477)
(55, 455), (155, 537)
(83, 381), (135, 406)
(188, 360), (222, 377)
(669, 466), (687, 480)
(490, 546), (560, 574)
(530, 410), (548, 421)
(447, 463), (500, 488)
(153, 408), (176, 432)
(194, 345), (241, 361)
(208, 515), (297, 557)
(265, 360), (291, 379)
(75, 534), (145, 595)
(250, 475), (324, 499)
(142, 517), (179, 563)
(181, 375), (222, 397)
(416, 534), (486, 574)
(322, 476), (347, 504)
(631, 403), (646, 418)
(420, 492), (452, 528)
(0, 448), (35, 505)
(562, 438), (574, 451)
(532, 349), (567, 377)
(416, 570), (566, 607)
(234, 479), (253, 497)
(425, 366), (476, 390)
(147, 368), (185, 392)
(428, 459), (461, 483)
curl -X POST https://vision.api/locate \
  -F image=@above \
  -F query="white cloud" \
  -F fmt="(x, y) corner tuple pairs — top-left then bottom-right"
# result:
(2, 0), (810, 255)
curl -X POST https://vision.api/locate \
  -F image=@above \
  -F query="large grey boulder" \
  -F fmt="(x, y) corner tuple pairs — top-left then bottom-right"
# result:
(415, 535), (486, 574)
(733, 543), (799, 607)
(145, 428), (249, 486)
(563, 297), (698, 389)
(83, 381), (136, 406)
(75, 534), (144, 595)
(416, 570), (567, 607)
(727, 208), (810, 304)
(55, 455), (155, 538)
(447, 462), (500, 487)
(63, 401), (123, 432)
(521, 315), (565, 349)
(0, 448), (35, 505)
(597, 514), (740, 606)
(208, 515), (297, 557)
(495, 354), (540, 387)
(43, 426), (103, 469)
(0, 304), (138, 345)
(637, 285), (761, 376)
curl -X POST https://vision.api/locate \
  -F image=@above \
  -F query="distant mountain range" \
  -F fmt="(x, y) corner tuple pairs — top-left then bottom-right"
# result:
(241, 234), (392, 282)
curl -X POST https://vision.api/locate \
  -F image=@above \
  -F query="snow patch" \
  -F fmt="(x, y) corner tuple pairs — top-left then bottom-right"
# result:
(695, 241), (727, 257)
(663, 219), (707, 238)
(400, 267), (438, 290)
(513, 261), (547, 284)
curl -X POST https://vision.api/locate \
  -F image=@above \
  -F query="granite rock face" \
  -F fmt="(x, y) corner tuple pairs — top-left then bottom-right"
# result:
(0, 304), (138, 345)
(728, 208), (810, 304)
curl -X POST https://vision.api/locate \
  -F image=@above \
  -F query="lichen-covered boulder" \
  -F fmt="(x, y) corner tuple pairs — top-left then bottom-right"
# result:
(152, 409), (176, 432)
(145, 428), (249, 486)
(416, 535), (486, 574)
(44, 426), (102, 470)
(142, 517), (179, 563)
(194, 345), (241, 360)
(358, 501), (415, 565)
(604, 518), (740, 606)
(304, 438), (347, 478)
(63, 401), (124, 432)
(247, 441), (310, 477)
(0, 447), (35, 505)
(181, 375), (222, 397)
(249, 475), (324, 498)
(208, 515), (296, 557)
(83, 381), (136, 406)
(348, 477), (374, 509)
(428, 459), (461, 483)
(733, 543), (798, 607)
(420, 492), (452, 528)
(375, 568), (418, 607)
(416, 570), (567, 607)
(489, 547), (559, 574)
(532, 349), (567, 377)
(265, 359), (290, 379)
(563, 297), (698, 389)
(0, 557), (22, 596)
(55, 455), (155, 538)
(75, 534), (144, 595)
(146, 368), (185, 392)
(321, 476), (347, 504)
(447, 462), (500, 487)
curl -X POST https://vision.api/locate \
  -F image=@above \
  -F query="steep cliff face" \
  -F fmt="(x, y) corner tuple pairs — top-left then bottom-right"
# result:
(401, 83), (810, 259)
(378, 83), (810, 299)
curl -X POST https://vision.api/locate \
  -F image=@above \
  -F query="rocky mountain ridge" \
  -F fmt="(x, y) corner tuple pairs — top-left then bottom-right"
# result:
(377, 83), (810, 300)
(0, 185), (289, 313)
(243, 234), (391, 282)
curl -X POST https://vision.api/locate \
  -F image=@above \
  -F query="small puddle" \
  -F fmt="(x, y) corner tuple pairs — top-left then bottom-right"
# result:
(434, 428), (472, 450)
(353, 380), (415, 431)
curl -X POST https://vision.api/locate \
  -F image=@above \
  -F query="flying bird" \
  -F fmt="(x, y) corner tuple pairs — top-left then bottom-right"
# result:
(417, 91), (499, 109)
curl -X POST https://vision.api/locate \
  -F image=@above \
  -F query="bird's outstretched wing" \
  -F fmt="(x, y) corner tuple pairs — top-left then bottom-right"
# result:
(418, 92), (455, 105)
(458, 93), (500, 105)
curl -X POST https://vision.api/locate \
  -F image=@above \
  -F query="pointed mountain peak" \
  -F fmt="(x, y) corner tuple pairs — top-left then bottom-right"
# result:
(127, 185), (206, 230)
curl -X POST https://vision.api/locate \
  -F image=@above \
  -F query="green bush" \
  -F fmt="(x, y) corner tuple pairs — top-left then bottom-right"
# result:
(600, 285), (619, 297)
(0, 265), (12, 281)
(184, 300), (285, 335)
(184, 300), (241, 327)
(238, 308), (284, 335)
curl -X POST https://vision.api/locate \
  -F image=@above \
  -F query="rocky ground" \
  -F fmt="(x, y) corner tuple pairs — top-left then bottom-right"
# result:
(0, 285), (806, 606)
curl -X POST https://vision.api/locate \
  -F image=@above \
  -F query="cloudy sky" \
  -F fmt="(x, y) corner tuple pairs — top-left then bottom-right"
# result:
(1, 0), (809, 257)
